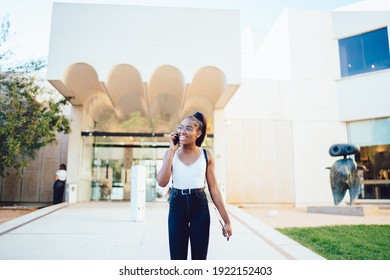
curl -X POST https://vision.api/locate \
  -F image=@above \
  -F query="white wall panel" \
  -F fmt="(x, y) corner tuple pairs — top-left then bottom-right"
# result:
(48, 4), (241, 84)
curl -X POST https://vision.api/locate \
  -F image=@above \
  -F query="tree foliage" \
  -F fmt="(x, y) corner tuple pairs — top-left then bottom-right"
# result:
(0, 15), (71, 177)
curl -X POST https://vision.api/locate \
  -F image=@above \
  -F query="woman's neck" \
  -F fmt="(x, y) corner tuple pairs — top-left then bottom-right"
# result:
(181, 143), (198, 153)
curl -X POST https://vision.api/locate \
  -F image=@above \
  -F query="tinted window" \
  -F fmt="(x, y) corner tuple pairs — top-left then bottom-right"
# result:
(338, 27), (390, 77)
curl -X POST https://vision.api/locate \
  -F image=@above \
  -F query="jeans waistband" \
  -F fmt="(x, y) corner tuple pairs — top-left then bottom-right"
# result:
(172, 187), (204, 195)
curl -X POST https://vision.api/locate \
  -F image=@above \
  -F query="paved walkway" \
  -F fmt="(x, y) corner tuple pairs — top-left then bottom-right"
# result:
(0, 201), (323, 260)
(239, 203), (390, 228)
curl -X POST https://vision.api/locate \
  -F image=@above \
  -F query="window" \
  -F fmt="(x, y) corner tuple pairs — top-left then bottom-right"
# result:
(338, 27), (390, 77)
(354, 145), (390, 199)
(348, 117), (390, 199)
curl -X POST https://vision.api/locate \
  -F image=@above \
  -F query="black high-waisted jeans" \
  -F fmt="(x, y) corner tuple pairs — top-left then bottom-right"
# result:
(168, 188), (210, 260)
(53, 180), (65, 204)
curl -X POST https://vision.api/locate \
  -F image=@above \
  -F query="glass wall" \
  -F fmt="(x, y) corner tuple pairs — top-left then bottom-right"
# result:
(348, 117), (390, 199)
(86, 136), (168, 201)
(81, 132), (214, 202)
(355, 145), (390, 199)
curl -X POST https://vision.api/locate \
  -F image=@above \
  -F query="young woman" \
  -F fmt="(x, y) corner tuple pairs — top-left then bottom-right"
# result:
(157, 112), (232, 260)
(53, 163), (67, 204)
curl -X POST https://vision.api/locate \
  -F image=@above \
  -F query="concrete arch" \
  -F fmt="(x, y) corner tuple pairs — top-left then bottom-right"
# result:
(84, 93), (116, 122)
(148, 65), (186, 104)
(62, 63), (105, 105)
(148, 65), (186, 133)
(181, 94), (214, 132)
(106, 64), (149, 118)
(186, 66), (227, 106)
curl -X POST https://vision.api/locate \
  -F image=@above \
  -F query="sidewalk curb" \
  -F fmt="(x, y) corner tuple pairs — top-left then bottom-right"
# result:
(0, 203), (69, 236)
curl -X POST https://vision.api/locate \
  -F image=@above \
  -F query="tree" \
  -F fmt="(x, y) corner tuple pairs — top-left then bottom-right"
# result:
(0, 15), (71, 177)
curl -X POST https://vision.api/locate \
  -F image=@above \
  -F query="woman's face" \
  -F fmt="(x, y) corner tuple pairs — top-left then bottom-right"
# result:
(176, 118), (201, 145)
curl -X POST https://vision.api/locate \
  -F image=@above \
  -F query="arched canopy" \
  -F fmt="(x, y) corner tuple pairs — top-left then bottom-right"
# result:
(50, 62), (239, 133)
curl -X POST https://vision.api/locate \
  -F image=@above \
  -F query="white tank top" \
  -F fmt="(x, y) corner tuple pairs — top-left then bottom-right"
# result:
(172, 148), (207, 189)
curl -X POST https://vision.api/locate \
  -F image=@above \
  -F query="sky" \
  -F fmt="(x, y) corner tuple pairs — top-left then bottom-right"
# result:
(0, 0), (363, 63)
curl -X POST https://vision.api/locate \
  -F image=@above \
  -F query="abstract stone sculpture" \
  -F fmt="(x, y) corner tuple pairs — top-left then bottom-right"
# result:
(328, 143), (363, 205)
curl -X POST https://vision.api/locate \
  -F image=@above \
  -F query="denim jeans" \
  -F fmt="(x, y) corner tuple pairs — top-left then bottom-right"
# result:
(168, 188), (210, 260)
(53, 180), (65, 204)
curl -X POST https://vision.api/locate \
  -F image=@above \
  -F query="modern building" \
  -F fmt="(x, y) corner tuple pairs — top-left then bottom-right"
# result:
(225, 0), (390, 206)
(1, 0), (389, 206)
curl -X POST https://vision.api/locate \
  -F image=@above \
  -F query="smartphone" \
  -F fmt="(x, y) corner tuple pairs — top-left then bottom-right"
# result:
(219, 219), (230, 241)
(214, 206), (229, 241)
(173, 132), (179, 145)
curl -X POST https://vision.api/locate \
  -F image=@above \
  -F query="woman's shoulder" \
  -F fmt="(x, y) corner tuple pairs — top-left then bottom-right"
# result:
(201, 148), (214, 165)
(202, 147), (213, 156)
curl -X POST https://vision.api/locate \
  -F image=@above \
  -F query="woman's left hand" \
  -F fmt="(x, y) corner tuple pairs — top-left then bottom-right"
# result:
(223, 222), (232, 240)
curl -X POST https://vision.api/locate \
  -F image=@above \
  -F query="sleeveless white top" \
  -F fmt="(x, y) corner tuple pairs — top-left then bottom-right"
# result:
(172, 148), (207, 189)
(56, 170), (67, 181)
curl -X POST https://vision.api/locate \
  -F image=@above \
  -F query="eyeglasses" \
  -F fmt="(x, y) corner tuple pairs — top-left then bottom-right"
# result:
(176, 125), (194, 133)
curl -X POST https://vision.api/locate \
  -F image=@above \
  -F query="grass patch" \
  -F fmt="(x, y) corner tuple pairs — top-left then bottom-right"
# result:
(277, 225), (390, 260)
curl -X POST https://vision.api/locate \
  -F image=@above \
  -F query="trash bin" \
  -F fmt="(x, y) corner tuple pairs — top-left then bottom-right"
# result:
(65, 184), (77, 203)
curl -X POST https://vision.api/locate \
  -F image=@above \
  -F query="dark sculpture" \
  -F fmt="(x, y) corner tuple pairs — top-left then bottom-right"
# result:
(327, 144), (364, 205)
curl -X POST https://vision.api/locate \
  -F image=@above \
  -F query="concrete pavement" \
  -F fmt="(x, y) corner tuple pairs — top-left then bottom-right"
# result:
(0, 201), (324, 260)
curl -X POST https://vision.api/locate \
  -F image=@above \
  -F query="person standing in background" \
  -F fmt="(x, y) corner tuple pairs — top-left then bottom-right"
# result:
(53, 163), (67, 204)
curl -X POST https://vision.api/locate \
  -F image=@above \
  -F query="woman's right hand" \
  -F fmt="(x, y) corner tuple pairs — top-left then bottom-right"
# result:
(169, 132), (180, 150)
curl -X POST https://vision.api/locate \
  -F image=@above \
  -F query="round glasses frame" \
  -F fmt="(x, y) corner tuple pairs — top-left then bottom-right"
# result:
(176, 125), (194, 133)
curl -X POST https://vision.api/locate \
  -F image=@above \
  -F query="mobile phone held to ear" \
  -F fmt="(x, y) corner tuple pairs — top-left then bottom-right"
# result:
(173, 133), (179, 145)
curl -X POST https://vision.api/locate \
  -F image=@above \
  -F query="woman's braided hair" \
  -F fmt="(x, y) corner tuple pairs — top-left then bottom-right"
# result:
(191, 112), (207, 147)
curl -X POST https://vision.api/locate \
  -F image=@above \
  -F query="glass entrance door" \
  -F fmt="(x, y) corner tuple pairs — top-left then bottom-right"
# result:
(89, 136), (168, 201)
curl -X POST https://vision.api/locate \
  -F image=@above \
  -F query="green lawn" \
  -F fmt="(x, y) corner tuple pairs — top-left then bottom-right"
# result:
(277, 225), (390, 260)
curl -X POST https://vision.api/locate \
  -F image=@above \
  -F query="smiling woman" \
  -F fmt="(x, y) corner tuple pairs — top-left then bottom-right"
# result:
(157, 112), (232, 260)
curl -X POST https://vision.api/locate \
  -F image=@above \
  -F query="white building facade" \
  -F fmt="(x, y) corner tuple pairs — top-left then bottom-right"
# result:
(39, 0), (390, 206)
(224, 0), (390, 205)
